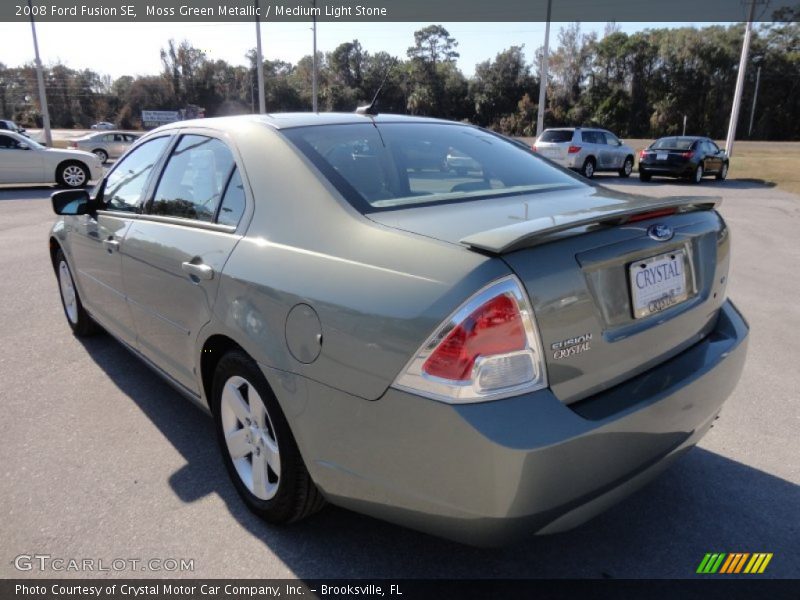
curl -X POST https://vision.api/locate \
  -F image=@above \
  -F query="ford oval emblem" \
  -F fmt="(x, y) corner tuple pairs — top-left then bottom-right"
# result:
(647, 223), (674, 242)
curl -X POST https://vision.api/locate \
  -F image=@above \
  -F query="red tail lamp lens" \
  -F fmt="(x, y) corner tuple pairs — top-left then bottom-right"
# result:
(422, 294), (526, 381)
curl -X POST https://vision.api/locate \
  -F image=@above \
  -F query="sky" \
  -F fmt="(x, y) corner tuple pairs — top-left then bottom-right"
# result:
(0, 21), (701, 80)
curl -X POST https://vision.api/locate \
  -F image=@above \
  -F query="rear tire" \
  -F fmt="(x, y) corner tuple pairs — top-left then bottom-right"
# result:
(716, 162), (729, 181)
(581, 157), (596, 179)
(639, 172), (652, 182)
(212, 350), (326, 524)
(618, 156), (634, 178)
(692, 164), (704, 184)
(55, 249), (99, 337)
(56, 161), (89, 188)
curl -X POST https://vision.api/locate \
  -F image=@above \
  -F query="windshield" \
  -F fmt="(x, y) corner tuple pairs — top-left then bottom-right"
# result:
(282, 122), (584, 213)
(651, 137), (696, 150)
(20, 136), (44, 150)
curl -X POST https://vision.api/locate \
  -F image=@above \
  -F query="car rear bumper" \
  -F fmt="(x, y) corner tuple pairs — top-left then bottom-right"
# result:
(271, 299), (748, 546)
(547, 155), (581, 169)
(640, 162), (695, 177)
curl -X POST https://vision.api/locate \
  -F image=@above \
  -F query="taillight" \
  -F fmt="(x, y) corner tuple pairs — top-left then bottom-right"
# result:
(67, 142), (77, 148)
(681, 151), (694, 159)
(568, 145), (581, 154)
(639, 150), (648, 160)
(531, 146), (537, 152)
(393, 276), (547, 403)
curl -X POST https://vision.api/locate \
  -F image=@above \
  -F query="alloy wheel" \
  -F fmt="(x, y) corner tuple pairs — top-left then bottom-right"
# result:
(220, 375), (281, 500)
(62, 165), (86, 187)
(58, 261), (78, 324)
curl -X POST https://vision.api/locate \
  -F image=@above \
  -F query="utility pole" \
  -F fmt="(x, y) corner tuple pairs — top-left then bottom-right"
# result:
(724, 0), (757, 157)
(311, 0), (318, 113)
(682, 115), (687, 136)
(28, 0), (51, 146)
(535, 0), (552, 137)
(748, 63), (762, 137)
(254, 0), (266, 114)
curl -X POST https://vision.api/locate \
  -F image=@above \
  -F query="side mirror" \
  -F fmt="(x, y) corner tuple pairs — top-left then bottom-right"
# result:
(52, 189), (93, 215)
(17, 142), (30, 150)
(618, 140), (624, 146)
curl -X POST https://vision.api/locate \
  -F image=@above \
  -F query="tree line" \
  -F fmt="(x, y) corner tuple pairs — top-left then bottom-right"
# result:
(0, 21), (797, 140)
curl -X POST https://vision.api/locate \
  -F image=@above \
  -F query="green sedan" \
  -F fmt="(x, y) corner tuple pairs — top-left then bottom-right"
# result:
(49, 113), (748, 546)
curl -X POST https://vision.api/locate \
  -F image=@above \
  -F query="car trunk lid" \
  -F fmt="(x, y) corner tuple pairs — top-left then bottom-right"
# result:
(369, 187), (728, 404)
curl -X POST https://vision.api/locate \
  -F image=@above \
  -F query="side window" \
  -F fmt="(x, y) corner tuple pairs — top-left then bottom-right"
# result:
(582, 131), (600, 144)
(604, 132), (619, 145)
(707, 140), (720, 154)
(216, 168), (246, 227)
(102, 134), (114, 142)
(150, 135), (236, 222)
(104, 136), (170, 212)
(0, 134), (18, 149)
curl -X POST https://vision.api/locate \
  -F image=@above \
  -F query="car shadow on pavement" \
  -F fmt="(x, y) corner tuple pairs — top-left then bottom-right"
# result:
(601, 176), (777, 190)
(78, 333), (799, 579)
(0, 185), (57, 200)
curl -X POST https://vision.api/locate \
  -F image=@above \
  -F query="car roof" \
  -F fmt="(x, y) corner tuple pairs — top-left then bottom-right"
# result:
(656, 135), (705, 141)
(151, 112), (454, 134)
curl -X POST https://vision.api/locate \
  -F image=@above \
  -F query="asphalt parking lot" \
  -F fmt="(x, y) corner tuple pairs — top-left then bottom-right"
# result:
(0, 177), (798, 579)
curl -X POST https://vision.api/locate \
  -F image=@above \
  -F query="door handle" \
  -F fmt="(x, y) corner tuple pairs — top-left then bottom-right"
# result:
(103, 238), (119, 253)
(181, 261), (214, 281)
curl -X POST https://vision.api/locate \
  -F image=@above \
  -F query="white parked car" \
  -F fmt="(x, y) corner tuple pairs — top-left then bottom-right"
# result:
(91, 121), (116, 130)
(0, 131), (103, 188)
(534, 127), (636, 179)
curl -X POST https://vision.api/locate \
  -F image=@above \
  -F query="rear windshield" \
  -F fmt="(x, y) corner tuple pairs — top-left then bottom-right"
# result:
(539, 130), (574, 143)
(282, 122), (583, 213)
(651, 137), (696, 150)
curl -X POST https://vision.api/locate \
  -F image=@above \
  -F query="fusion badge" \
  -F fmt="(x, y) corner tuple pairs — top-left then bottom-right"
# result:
(551, 333), (592, 360)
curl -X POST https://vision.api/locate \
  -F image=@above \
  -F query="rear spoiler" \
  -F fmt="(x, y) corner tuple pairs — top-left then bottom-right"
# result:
(460, 196), (722, 254)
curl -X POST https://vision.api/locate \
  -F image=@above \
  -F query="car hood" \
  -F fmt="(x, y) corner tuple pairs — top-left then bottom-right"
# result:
(367, 185), (719, 253)
(44, 147), (99, 161)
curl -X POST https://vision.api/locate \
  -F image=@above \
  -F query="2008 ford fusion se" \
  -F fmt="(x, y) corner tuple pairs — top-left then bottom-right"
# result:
(49, 113), (748, 545)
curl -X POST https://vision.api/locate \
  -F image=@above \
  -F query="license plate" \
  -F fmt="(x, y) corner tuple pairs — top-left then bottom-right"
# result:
(629, 250), (690, 319)
(656, 152), (668, 160)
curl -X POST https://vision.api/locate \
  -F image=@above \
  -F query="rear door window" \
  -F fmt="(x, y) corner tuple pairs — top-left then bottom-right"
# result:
(150, 135), (236, 222)
(216, 168), (246, 227)
(581, 131), (603, 144)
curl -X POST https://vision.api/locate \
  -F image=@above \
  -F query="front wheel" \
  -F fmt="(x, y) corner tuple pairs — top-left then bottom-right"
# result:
(716, 162), (729, 181)
(212, 350), (325, 524)
(57, 161), (89, 188)
(692, 164), (704, 184)
(93, 149), (108, 164)
(618, 156), (634, 178)
(55, 249), (99, 336)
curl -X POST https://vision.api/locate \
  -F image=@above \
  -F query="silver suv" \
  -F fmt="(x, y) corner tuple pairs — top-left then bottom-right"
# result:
(534, 127), (635, 179)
